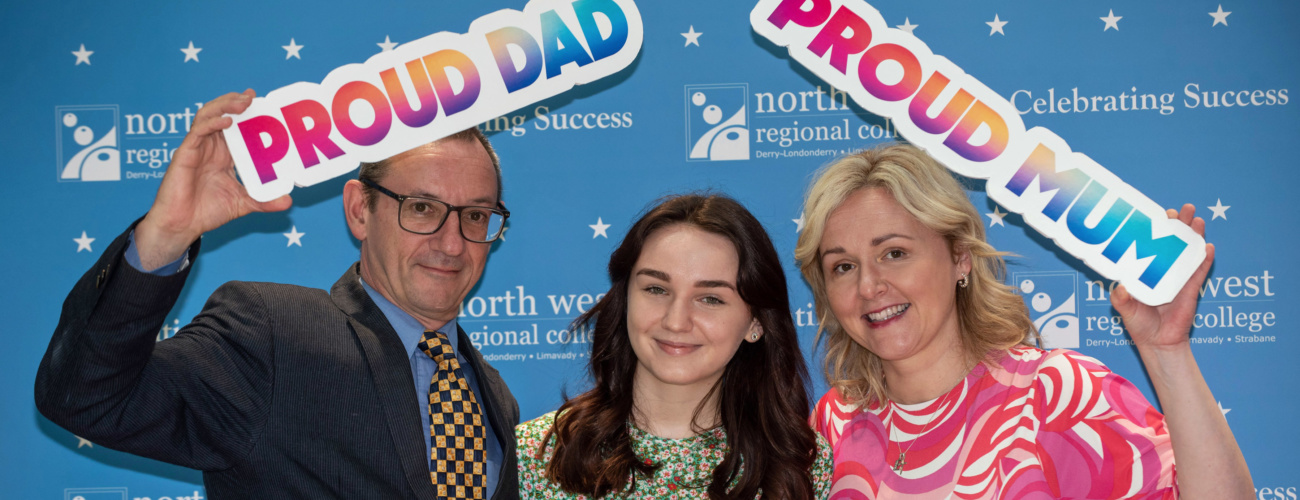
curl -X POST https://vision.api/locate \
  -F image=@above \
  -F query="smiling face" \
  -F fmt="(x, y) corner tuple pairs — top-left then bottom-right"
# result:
(626, 224), (760, 396)
(819, 187), (970, 367)
(344, 138), (498, 329)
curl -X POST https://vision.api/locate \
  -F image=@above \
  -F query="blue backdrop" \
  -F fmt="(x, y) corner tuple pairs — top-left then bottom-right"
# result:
(3, 0), (1297, 498)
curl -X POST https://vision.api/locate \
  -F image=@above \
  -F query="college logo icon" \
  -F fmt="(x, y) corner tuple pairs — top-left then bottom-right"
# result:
(65, 487), (128, 500)
(1014, 271), (1079, 349)
(56, 105), (121, 182)
(684, 84), (749, 161)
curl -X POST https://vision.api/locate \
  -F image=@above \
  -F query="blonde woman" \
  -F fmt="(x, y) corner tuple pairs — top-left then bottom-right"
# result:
(797, 143), (1251, 498)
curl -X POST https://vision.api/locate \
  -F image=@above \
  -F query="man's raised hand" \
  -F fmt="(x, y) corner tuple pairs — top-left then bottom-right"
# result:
(135, 90), (292, 270)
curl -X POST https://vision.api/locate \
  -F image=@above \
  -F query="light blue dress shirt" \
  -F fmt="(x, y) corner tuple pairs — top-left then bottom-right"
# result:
(358, 279), (503, 492)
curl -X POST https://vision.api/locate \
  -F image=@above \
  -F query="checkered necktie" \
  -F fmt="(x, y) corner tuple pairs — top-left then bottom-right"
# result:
(418, 330), (487, 499)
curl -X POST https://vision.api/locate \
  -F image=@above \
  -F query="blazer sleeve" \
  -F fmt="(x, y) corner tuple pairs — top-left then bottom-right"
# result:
(35, 222), (274, 471)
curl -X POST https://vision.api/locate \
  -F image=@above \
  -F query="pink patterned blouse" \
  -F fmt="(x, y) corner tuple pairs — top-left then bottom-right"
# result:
(813, 346), (1178, 499)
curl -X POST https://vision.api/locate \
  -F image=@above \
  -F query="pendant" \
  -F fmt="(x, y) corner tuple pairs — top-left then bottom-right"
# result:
(893, 452), (905, 472)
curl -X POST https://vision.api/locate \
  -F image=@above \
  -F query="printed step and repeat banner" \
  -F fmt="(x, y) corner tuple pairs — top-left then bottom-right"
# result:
(2, 0), (1296, 497)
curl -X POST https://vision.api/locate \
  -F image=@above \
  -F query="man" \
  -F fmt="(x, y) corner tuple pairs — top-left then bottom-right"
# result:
(35, 90), (520, 499)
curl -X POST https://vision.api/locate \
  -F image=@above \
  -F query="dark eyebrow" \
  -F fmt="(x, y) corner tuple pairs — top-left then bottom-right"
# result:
(408, 191), (497, 206)
(635, 269), (670, 281)
(695, 280), (736, 291)
(406, 189), (440, 200)
(635, 269), (736, 291)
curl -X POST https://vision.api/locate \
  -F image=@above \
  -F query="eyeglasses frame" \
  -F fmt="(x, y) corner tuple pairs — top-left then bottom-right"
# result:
(359, 178), (510, 243)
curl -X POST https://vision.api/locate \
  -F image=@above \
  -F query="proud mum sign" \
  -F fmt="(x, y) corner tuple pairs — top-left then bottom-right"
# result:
(752, 0), (1205, 305)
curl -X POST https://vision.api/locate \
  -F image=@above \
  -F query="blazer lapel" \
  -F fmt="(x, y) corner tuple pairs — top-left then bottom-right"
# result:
(331, 264), (435, 499)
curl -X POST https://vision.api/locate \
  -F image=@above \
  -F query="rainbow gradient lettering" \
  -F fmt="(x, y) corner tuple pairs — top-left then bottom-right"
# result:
(752, 0), (1204, 305)
(223, 0), (643, 201)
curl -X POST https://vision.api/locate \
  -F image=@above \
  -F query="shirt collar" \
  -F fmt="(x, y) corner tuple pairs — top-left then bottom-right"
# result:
(359, 277), (459, 360)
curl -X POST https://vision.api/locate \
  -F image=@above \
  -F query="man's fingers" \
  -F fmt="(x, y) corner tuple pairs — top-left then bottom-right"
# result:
(185, 114), (234, 143)
(192, 91), (256, 130)
(194, 92), (243, 122)
(177, 91), (258, 154)
(247, 194), (293, 214)
(225, 89), (256, 115)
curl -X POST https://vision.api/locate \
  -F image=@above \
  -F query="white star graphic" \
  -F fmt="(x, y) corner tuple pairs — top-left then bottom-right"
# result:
(74, 231), (95, 252)
(498, 226), (508, 241)
(377, 35), (398, 52)
(181, 41), (202, 62)
(986, 14), (1008, 36)
(72, 44), (93, 65)
(1218, 401), (1231, 416)
(986, 206), (1007, 227)
(1101, 10), (1122, 31)
(793, 212), (805, 232)
(282, 38), (303, 60)
(1209, 5), (1231, 26)
(589, 218), (611, 239)
(77, 436), (94, 448)
(1208, 199), (1230, 220)
(283, 226), (305, 247)
(896, 18), (918, 34)
(681, 26), (703, 47)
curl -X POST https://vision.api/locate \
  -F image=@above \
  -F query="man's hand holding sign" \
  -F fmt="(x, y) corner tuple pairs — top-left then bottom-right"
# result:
(135, 90), (291, 271)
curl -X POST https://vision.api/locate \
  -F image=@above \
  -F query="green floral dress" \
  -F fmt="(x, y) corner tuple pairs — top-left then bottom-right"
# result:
(516, 411), (832, 499)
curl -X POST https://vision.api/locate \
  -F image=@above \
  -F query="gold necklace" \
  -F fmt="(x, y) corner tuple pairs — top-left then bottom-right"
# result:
(888, 386), (955, 473)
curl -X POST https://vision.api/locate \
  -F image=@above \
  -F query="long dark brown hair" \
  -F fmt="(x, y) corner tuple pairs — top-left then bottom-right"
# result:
(538, 194), (819, 499)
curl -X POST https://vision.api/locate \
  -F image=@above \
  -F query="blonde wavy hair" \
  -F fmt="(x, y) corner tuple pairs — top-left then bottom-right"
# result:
(795, 143), (1037, 408)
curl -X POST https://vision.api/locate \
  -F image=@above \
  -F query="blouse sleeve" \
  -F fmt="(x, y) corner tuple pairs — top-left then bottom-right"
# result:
(1033, 349), (1178, 499)
(515, 411), (559, 497)
(811, 433), (834, 500)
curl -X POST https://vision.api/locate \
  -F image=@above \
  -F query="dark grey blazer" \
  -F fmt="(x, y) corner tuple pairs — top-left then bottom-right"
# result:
(35, 222), (520, 499)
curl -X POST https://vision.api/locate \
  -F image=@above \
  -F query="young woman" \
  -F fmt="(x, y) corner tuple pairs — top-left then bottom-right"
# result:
(517, 194), (832, 499)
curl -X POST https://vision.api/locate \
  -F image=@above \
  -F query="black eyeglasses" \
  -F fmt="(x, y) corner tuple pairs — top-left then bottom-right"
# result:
(360, 178), (510, 243)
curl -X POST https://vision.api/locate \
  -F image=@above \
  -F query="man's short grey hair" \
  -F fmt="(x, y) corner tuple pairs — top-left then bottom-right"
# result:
(357, 127), (502, 211)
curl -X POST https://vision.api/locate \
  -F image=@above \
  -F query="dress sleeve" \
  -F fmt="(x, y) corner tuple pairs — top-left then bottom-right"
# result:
(811, 433), (834, 500)
(1034, 350), (1178, 499)
(515, 411), (558, 497)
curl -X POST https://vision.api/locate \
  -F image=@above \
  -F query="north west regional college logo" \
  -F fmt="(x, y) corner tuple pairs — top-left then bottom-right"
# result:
(684, 84), (749, 161)
(1014, 271), (1080, 349)
(55, 105), (121, 182)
